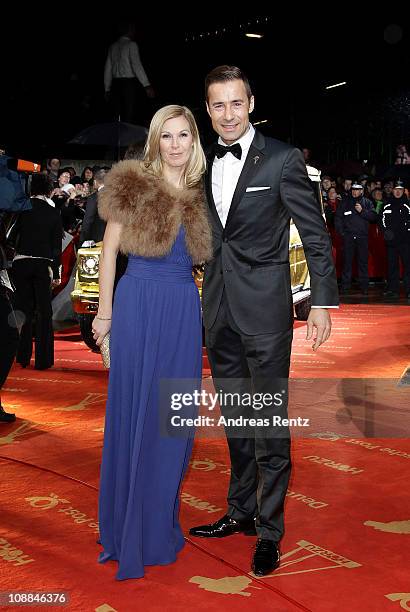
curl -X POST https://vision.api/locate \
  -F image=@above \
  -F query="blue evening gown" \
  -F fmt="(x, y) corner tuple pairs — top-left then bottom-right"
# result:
(98, 226), (202, 580)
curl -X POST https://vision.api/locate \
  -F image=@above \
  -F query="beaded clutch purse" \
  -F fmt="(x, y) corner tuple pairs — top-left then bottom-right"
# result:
(100, 333), (110, 369)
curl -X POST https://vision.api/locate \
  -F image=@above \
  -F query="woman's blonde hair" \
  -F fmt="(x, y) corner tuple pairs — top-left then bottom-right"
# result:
(142, 105), (206, 187)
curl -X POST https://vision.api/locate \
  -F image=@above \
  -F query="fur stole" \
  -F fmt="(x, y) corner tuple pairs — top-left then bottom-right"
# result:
(98, 160), (212, 264)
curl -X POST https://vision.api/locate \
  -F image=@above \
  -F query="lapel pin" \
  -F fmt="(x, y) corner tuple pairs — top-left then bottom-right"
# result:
(253, 155), (260, 165)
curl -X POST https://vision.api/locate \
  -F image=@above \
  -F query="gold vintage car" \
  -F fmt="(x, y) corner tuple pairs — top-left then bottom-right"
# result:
(71, 166), (323, 349)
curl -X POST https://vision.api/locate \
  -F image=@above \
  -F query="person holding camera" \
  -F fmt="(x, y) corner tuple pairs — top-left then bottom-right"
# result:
(335, 182), (378, 295)
(10, 174), (63, 370)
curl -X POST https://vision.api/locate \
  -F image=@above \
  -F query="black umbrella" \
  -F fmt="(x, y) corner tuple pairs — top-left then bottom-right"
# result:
(381, 164), (410, 183)
(68, 122), (148, 157)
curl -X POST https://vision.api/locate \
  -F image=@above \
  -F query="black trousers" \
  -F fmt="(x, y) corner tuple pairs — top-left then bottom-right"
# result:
(205, 290), (293, 542)
(110, 78), (145, 124)
(0, 284), (19, 395)
(10, 259), (54, 370)
(386, 242), (410, 293)
(341, 233), (369, 291)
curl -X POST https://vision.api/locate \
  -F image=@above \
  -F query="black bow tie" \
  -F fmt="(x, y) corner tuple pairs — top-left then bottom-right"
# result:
(214, 142), (242, 160)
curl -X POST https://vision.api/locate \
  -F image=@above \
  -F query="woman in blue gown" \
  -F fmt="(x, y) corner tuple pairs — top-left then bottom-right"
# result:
(92, 105), (212, 580)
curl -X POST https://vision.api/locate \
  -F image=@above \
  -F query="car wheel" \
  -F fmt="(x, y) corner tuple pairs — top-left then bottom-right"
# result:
(78, 313), (99, 352)
(295, 296), (312, 321)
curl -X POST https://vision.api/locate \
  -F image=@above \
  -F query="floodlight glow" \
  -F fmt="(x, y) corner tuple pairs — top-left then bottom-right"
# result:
(325, 81), (347, 90)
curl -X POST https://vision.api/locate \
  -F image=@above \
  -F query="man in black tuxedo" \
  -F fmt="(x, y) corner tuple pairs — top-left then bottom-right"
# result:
(189, 66), (339, 576)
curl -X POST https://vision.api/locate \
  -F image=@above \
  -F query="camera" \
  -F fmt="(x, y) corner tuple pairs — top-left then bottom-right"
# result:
(0, 152), (33, 272)
(0, 155), (32, 212)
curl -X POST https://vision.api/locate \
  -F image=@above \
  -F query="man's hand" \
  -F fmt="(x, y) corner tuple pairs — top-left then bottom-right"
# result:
(306, 308), (332, 351)
(354, 202), (363, 213)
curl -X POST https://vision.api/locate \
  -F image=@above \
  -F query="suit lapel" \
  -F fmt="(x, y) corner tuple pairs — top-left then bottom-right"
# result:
(225, 131), (266, 228)
(205, 153), (223, 232)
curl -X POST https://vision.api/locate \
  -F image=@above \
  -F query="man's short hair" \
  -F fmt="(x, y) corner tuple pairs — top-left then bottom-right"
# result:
(205, 65), (253, 102)
(94, 169), (107, 184)
(30, 173), (54, 197)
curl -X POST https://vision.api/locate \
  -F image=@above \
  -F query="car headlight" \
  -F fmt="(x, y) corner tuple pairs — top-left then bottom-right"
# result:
(81, 255), (99, 276)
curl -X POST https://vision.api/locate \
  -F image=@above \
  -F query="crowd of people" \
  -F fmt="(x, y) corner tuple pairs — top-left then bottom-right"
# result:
(45, 160), (111, 235)
(0, 159), (111, 423)
(318, 172), (410, 298)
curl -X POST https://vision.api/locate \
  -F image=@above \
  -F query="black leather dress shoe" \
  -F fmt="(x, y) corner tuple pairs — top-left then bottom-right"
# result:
(251, 539), (280, 576)
(383, 290), (399, 298)
(189, 514), (256, 538)
(0, 405), (16, 423)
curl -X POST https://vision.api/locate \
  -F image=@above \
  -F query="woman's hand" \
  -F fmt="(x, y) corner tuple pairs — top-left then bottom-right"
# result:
(92, 316), (112, 347)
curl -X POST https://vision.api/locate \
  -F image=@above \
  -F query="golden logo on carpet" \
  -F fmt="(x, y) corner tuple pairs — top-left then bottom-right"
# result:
(8, 376), (82, 385)
(25, 493), (99, 533)
(253, 539), (361, 579)
(344, 439), (410, 461)
(95, 605), (118, 612)
(385, 593), (410, 611)
(364, 520), (410, 534)
(189, 576), (260, 597)
(181, 492), (222, 514)
(309, 431), (350, 441)
(0, 537), (34, 567)
(0, 420), (70, 447)
(379, 447), (410, 460)
(54, 392), (106, 412)
(0, 420), (34, 446)
(286, 489), (328, 509)
(190, 457), (230, 475)
(25, 493), (69, 510)
(345, 439), (381, 450)
(190, 458), (225, 471)
(303, 455), (364, 474)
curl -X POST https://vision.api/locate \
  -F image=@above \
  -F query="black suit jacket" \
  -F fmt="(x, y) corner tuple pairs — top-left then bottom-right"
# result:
(202, 130), (339, 334)
(79, 191), (106, 244)
(13, 198), (63, 279)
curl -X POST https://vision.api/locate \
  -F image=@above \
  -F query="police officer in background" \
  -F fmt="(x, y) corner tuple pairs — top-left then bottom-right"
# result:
(381, 180), (410, 299)
(335, 181), (378, 295)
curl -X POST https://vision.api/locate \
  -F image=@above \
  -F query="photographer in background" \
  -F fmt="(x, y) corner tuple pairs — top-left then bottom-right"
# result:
(10, 174), (63, 370)
(0, 149), (31, 422)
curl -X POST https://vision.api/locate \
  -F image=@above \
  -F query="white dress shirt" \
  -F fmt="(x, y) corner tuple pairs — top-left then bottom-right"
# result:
(104, 36), (150, 93)
(212, 124), (255, 228)
(211, 124), (336, 309)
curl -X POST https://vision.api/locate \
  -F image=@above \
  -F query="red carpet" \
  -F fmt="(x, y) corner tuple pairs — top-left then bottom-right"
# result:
(1, 304), (409, 610)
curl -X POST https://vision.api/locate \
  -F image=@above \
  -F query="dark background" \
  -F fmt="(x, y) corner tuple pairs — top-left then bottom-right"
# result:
(1, 10), (409, 169)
